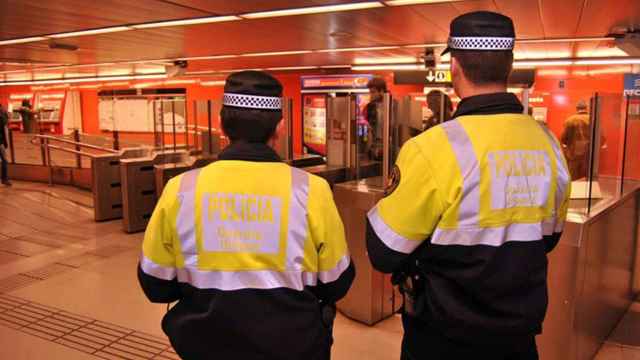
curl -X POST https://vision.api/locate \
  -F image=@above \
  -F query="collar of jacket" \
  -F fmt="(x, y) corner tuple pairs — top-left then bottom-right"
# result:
(218, 141), (282, 163)
(453, 92), (524, 118)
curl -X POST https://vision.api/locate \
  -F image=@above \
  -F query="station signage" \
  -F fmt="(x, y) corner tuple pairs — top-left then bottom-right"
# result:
(394, 69), (452, 86)
(301, 74), (373, 90)
(623, 74), (640, 97)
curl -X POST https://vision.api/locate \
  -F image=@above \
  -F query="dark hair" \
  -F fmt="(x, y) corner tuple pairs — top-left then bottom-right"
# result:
(22, 99), (31, 107)
(221, 71), (283, 143)
(451, 50), (513, 86)
(221, 108), (282, 143)
(367, 77), (387, 92)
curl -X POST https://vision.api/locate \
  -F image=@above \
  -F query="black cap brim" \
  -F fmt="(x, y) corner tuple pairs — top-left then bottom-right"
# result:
(441, 47), (451, 56)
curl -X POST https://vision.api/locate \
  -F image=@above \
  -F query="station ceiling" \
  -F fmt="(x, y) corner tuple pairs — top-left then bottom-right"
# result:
(0, 0), (638, 82)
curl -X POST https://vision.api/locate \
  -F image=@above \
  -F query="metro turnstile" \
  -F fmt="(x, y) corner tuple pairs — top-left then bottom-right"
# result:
(334, 177), (402, 324)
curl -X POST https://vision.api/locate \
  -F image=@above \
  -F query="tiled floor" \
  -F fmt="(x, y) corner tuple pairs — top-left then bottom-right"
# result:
(0, 181), (637, 360)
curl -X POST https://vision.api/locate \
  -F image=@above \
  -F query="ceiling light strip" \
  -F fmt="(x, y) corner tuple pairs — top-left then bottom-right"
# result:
(0, 73), (166, 86)
(0, 37), (47, 46)
(266, 66), (319, 70)
(352, 64), (425, 71)
(131, 16), (241, 29)
(48, 26), (132, 38)
(241, 2), (384, 19)
(242, 50), (313, 57)
(384, 0), (459, 6)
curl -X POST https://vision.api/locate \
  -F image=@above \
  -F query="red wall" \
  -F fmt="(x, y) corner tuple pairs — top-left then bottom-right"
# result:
(2, 68), (636, 179)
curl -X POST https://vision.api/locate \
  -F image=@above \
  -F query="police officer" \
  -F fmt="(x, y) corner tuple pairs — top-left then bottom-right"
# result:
(366, 12), (570, 360)
(138, 71), (355, 360)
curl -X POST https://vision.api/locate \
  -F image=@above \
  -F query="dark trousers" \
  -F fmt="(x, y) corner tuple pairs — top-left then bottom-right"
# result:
(400, 327), (538, 360)
(0, 145), (8, 182)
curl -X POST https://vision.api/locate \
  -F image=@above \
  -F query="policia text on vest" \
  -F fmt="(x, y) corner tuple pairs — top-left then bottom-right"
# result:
(138, 71), (355, 360)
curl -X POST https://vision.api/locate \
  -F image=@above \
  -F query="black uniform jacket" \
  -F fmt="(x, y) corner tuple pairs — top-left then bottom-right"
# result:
(367, 93), (564, 347)
(138, 142), (355, 360)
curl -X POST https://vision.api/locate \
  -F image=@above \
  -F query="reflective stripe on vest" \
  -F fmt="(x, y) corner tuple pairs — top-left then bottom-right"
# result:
(431, 119), (568, 247)
(367, 207), (420, 254)
(171, 166), (348, 291)
(540, 125), (571, 233)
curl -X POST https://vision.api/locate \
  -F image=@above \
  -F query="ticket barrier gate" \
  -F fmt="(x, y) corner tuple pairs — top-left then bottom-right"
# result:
(334, 94), (424, 324)
(301, 95), (381, 187)
(120, 150), (189, 233)
(92, 148), (151, 222)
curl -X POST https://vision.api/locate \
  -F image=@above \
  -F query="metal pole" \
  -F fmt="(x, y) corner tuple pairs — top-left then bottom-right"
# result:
(152, 99), (158, 147)
(193, 101), (199, 152)
(620, 95), (631, 195)
(171, 99), (177, 152)
(207, 100), (213, 156)
(8, 129), (15, 164)
(287, 98), (294, 161)
(160, 100), (165, 151)
(586, 94), (599, 214)
(184, 99), (189, 151)
(73, 129), (81, 169)
(382, 93), (391, 186)
(45, 138), (53, 186)
(113, 130), (120, 151)
(352, 95), (360, 180)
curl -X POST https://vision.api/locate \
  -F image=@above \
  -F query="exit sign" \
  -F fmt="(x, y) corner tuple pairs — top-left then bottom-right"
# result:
(394, 69), (452, 85)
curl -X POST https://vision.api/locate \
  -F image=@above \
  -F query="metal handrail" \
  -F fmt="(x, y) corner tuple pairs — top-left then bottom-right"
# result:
(29, 134), (119, 154)
(46, 144), (100, 159)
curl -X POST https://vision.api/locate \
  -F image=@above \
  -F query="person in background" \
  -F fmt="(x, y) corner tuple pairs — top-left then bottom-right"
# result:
(561, 100), (591, 180)
(138, 71), (355, 360)
(17, 99), (36, 134)
(365, 77), (388, 161)
(0, 104), (10, 186)
(423, 90), (454, 131)
(366, 11), (570, 360)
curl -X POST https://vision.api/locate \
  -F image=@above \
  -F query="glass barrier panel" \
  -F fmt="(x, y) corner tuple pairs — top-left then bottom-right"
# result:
(622, 95), (640, 195)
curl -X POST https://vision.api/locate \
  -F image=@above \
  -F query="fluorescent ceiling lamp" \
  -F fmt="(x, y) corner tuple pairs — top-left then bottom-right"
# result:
(267, 66), (318, 70)
(242, 2), (384, 19)
(513, 60), (574, 68)
(352, 64), (425, 71)
(435, 63), (450, 70)
(132, 16), (240, 29)
(48, 26), (131, 38)
(178, 55), (238, 61)
(201, 81), (226, 86)
(0, 74), (166, 86)
(319, 65), (351, 68)
(242, 50), (312, 57)
(9, 94), (33, 99)
(0, 36), (47, 46)
(573, 58), (640, 65)
(385, 0), (457, 5)
(318, 46), (398, 53)
(354, 56), (417, 64)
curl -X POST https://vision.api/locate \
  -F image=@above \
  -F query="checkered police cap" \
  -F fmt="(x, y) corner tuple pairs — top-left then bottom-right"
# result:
(222, 70), (283, 111)
(442, 11), (515, 55)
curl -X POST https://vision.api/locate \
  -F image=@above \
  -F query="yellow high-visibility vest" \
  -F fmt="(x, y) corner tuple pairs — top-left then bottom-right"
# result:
(369, 113), (571, 252)
(141, 161), (350, 290)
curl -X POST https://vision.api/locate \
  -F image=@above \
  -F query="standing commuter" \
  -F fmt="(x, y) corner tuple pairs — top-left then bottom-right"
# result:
(365, 77), (387, 161)
(138, 71), (355, 360)
(561, 100), (591, 180)
(17, 100), (36, 134)
(366, 12), (571, 360)
(0, 104), (10, 186)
